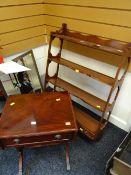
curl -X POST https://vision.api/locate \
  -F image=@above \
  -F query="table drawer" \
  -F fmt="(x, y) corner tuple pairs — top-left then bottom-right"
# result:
(2, 132), (75, 147)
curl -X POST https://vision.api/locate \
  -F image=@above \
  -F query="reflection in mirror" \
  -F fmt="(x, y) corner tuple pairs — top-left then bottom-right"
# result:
(0, 50), (43, 96)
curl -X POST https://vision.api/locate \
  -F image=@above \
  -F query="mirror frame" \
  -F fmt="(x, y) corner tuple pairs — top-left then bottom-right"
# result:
(12, 50), (44, 93)
(0, 50), (44, 96)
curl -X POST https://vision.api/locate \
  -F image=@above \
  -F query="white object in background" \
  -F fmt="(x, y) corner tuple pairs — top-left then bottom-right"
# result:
(0, 61), (30, 74)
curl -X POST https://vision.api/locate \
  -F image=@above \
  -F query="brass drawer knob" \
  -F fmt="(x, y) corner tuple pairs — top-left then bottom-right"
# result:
(54, 134), (62, 140)
(13, 138), (20, 144)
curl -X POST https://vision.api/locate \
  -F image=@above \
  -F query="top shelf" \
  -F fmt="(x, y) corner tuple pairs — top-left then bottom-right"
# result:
(51, 24), (131, 56)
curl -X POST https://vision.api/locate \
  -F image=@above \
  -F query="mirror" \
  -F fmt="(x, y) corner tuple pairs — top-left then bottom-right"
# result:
(0, 50), (43, 96)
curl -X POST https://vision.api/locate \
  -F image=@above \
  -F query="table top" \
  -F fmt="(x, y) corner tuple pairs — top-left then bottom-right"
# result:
(0, 92), (77, 138)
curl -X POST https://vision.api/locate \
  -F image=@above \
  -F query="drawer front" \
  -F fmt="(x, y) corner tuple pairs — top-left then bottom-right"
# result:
(2, 132), (75, 147)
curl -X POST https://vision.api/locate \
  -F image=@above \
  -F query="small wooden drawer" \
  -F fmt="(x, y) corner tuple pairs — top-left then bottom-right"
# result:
(2, 132), (74, 147)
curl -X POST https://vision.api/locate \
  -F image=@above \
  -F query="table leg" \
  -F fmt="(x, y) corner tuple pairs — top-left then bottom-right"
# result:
(65, 142), (70, 171)
(17, 149), (23, 175)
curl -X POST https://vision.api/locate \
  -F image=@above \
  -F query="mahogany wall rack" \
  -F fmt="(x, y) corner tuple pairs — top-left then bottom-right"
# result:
(44, 23), (131, 140)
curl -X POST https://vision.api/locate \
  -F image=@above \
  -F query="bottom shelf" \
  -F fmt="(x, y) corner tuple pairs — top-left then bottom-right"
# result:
(73, 105), (104, 140)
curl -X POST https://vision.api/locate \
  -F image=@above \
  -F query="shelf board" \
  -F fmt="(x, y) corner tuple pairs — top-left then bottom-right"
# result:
(49, 57), (114, 86)
(73, 105), (103, 137)
(52, 33), (124, 56)
(47, 77), (111, 112)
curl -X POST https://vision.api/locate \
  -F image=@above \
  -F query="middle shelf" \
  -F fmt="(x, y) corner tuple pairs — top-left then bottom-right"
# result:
(47, 77), (111, 112)
(49, 57), (115, 86)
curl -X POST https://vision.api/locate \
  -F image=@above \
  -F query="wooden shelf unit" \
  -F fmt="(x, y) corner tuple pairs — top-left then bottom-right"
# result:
(44, 23), (131, 140)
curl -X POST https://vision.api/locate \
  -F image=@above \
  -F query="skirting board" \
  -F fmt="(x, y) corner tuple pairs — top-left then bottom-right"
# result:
(109, 114), (128, 132)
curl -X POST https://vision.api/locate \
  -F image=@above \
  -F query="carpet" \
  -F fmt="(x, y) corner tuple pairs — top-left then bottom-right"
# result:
(0, 123), (126, 175)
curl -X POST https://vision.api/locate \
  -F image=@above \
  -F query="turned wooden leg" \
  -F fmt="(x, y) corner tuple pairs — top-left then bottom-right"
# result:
(17, 149), (23, 175)
(65, 142), (70, 171)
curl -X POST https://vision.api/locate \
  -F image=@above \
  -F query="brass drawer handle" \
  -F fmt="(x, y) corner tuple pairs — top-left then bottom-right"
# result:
(13, 138), (20, 144)
(54, 134), (62, 140)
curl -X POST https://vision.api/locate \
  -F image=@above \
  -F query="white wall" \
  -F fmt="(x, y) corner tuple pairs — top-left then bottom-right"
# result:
(4, 45), (131, 131)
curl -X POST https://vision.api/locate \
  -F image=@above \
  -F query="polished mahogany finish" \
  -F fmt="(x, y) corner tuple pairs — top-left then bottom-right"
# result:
(0, 92), (77, 173)
(44, 23), (131, 140)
